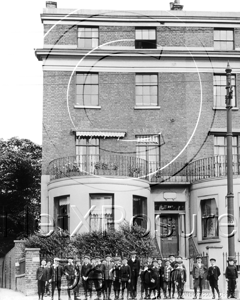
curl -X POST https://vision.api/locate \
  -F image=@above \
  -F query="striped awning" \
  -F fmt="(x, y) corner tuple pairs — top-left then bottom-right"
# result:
(75, 130), (126, 138)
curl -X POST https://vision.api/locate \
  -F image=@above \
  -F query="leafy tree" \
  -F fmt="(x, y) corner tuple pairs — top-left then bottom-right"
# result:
(0, 137), (41, 256)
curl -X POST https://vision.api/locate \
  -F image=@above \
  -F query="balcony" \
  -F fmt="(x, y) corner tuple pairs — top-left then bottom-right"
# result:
(48, 155), (240, 183)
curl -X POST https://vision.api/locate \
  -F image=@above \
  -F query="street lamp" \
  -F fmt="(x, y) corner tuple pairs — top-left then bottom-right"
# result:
(225, 61), (235, 260)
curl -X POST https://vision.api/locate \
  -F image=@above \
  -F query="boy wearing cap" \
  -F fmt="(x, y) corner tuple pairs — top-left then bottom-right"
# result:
(192, 256), (207, 299)
(173, 261), (186, 299)
(169, 255), (177, 299)
(149, 258), (160, 299)
(207, 258), (221, 299)
(64, 257), (76, 300)
(163, 260), (173, 299)
(225, 258), (238, 299)
(36, 259), (48, 300)
(157, 258), (164, 299)
(104, 254), (114, 300)
(49, 258), (64, 300)
(139, 262), (149, 299)
(120, 257), (132, 299)
(81, 255), (92, 300)
(93, 256), (105, 300)
(128, 251), (140, 299)
(111, 257), (122, 300)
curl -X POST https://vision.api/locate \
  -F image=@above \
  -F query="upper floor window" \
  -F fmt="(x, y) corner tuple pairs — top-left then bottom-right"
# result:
(213, 74), (236, 108)
(135, 28), (157, 49)
(201, 198), (219, 239)
(214, 29), (234, 50)
(214, 135), (239, 175)
(78, 27), (99, 48)
(136, 135), (160, 173)
(135, 74), (158, 106)
(76, 73), (98, 106)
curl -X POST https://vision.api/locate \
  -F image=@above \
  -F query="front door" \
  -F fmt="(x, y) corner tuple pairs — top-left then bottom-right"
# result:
(159, 214), (179, 257)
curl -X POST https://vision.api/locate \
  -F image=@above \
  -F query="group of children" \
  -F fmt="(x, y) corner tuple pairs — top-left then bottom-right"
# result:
(36, 253), (239, 300)
(139, 255), (186, 300)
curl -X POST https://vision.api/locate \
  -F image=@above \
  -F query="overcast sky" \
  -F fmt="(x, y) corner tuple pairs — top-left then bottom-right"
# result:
(0, 0), (239, 145)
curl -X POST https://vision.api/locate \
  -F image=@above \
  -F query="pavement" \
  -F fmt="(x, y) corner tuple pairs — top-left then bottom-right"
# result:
(0, 289), (238, 300)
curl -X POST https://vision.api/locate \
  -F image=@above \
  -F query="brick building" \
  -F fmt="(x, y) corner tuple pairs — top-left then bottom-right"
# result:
(36, 0), (240, 284)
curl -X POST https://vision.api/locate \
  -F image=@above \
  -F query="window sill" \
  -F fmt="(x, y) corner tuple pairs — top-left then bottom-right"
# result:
(212, 107), (239, 111)
(74, 105), (101, 109)
(198, 239), (221, 244)
(134, 106), (161, 110)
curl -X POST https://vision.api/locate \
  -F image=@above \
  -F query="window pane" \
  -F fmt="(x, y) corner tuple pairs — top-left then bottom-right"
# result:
(135, 75), (142, 84)
(143, 75), (150, 85)
(143, 86), (150, 95)
(150, 86), (157, 95)
(135, 29), (142, 39)
(226, 41), (233, 50)
(91, 95), (98, 106)
(220, 30), (227, 40)
(226, 30), (233, 40)
(149, 29), (156, 39)
(142, 29), (148, 39)
(214, 30), (220, 40)
(92, 39), (98, 48)
(76, 85), (84, 95)
(136, 95), (143, 105)
(91, 74), (98, 84)
(84, 39), (92, 48)
(143, 95), (150, 105)
(151, 74), (158, 84)
(78, 28), (85, 38)
(91, 85), (98, 95)
(136, 86), (143, 95)
(150, 95), (158, 105)
(214, 41), (221, 50)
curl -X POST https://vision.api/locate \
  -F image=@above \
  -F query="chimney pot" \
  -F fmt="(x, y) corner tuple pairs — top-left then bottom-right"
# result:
(170, 0), (183, 10)
(46, 1), (57, 8)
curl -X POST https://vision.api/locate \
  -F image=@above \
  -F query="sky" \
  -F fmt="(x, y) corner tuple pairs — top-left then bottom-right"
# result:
(0, 0), (239, 146)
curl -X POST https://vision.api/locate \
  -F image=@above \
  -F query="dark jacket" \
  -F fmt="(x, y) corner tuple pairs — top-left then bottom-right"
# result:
(50, 264), (64, 282)
(225, 265), (238, 280)
(64, 263), (75, 280)
(173, 267), (187, 283)
(111, 265), (122, 281)
(128, 259), (140, 278)
(81, 263), (92, 278)
(93, 263), (105, 280)
(36, 266), (48, 281)
(207, 266), (221, 281)
(120, 265), (131, 281)
(149, 266), (159, 289)
(104, 262), (114, 280)
(192, 263), (207, 279)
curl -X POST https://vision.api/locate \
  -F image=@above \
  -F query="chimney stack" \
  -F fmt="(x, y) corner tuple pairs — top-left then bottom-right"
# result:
(170, 0), (183, 10)
(46, 1), (57, 8)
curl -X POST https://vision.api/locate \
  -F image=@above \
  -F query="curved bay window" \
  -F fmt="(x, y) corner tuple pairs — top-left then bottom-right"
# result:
(201, 198), (219, 239)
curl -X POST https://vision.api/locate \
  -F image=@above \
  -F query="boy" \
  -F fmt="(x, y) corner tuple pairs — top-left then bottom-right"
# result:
(149, 258), (159, 299)
(163, 260), (173, 299)
(157, 258), (164, 299)
(192, 256), (207, 299)
(225, 258), (238, 299)
(140, 262), (149, 299)
(111, 257), (122, 300)
(104, 254), (114, 300)
(81, 255), (92, 300)
(173, 260), (186, 299)
(207, 258), (221, 299)
(120, 257), (131, 299)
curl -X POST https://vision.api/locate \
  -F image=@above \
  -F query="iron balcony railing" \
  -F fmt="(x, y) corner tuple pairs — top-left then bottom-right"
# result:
(48, 155), (240, 183)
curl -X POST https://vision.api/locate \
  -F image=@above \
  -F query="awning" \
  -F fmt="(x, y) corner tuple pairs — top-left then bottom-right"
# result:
(75, 130), (126, 138)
